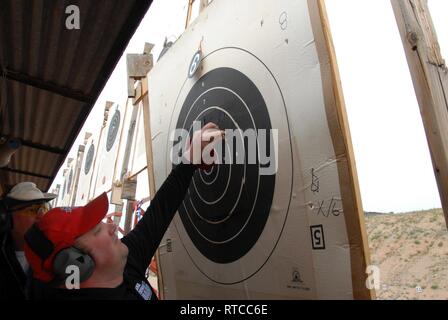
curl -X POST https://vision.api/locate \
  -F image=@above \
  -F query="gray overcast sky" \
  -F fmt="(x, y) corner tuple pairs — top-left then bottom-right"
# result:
(325, 0), (446, 213)
(52, 0), (447, 213)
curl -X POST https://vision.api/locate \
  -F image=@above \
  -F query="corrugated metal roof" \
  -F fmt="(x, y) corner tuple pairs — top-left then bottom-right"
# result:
(0, 0), (153, 192)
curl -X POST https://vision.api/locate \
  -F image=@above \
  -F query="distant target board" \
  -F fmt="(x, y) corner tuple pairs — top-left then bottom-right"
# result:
(93, 102), (126, 197)
(149, 0), (372, 299)
(75, 135), (99, 206)
(60, 159), (77, 207)
(60, 170), (67, 206)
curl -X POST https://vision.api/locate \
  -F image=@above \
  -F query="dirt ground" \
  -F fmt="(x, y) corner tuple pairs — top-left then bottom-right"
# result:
(148, 209), (448, 300)
(365, 208), (448, 300)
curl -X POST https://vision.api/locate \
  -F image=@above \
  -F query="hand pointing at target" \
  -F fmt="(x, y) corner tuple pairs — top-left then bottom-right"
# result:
(184, 122), (224, 169)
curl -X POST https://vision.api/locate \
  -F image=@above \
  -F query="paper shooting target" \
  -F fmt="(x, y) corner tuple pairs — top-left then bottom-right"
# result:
(166, 48), (293, 284)
(106, 109), (121, 152)
(151, 0), (371, 299)
(92, 102), (126, 198)
(75, 134), (99, 206)
(84, 143), (95, 175)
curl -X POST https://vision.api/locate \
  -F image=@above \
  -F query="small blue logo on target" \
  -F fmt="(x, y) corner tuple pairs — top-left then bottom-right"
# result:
(310, 225), (325, 250)
(188, 50), (202, 78)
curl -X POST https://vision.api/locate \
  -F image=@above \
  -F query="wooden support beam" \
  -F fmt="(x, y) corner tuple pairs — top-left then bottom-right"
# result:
(391, 0), (448, 228)
(127, 42), (163, 297)
(119, 103), (140, 182)
(141, 95), (156, 204)
(115, 100), (139, 231)
(20, 140), (65, 155)
(129, 40), (166, 298)
(127, 52), (153, 98)
(132, 77), (148, 105)
(185, 0), (194, 29)
(309, 0), (375, 300)
(140, 77), (163, 299)
(2, 67), (93, 103)
(0, 167), (52, 180)
(185, 0), (208, 28)
(124, 199), (136, 235)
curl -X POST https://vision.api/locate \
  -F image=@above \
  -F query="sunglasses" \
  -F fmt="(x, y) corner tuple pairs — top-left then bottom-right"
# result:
(13, 203), (51, 217)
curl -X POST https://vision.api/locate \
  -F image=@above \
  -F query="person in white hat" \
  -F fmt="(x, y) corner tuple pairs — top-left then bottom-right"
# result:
(0, 182), (56, 300)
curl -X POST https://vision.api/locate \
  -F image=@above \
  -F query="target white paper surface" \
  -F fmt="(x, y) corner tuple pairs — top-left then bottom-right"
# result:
(75, 134), (99, 206)
(149, 0), (367, 299)
(93, 102), (126, 197)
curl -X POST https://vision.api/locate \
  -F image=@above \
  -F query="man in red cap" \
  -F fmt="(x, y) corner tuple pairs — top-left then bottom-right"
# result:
(23, 123), (223, 300)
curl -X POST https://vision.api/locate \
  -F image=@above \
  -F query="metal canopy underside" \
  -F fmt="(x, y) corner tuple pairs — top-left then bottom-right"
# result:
(0, 0), (153, 192)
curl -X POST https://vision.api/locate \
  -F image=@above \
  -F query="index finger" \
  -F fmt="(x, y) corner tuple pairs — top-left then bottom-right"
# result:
(201, 122), (219, 131)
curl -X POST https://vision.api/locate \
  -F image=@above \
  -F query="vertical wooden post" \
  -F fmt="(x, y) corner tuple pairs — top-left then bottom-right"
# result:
(185, 0), (208, 29)
(124, 200), (135, 234)
(127, 43), (163, 297)
(140, 78), (163, 299)
(308, 0), (375, 299)
(116, 101), (139, 233)
(391, 0), (448, 228)
(185, 0), (194, 29)
(129, 43), (164, 298)
(141, 86), (157, 199)
(119, 103), (140, 182)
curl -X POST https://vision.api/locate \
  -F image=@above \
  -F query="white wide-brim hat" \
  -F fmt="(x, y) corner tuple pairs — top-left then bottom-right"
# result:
(6, 182), (57, 203)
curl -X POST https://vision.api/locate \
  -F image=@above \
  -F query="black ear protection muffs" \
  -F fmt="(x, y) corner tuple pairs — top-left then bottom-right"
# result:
(24, 223), (95, 285)
(53, 247), (95, 283)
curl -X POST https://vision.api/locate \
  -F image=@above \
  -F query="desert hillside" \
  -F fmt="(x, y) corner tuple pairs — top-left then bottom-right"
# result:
(365, 209), (448, 300)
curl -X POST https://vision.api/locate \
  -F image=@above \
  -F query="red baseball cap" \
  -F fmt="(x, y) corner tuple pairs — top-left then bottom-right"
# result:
(24, 193), (109, 282)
